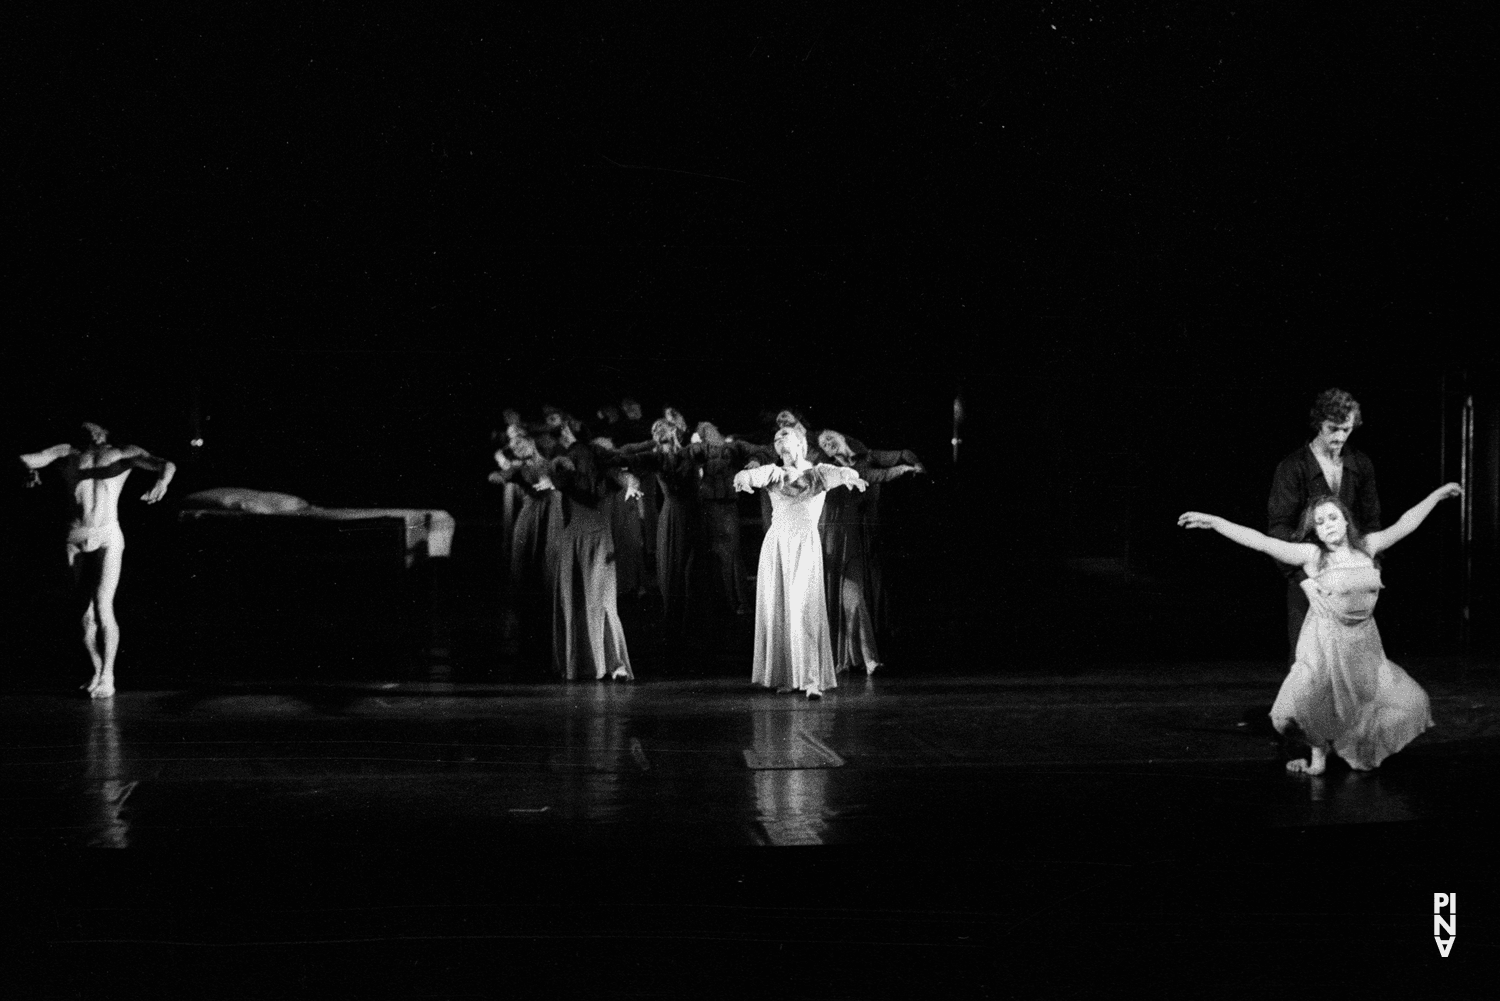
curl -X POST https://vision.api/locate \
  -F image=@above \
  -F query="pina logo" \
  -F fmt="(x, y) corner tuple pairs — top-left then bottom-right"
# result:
(1434, 893), (1456, 957)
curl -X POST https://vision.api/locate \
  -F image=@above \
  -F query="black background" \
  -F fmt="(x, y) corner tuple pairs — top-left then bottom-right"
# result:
(4, 5), (1498, 994)
(6, 4), (1494, 667)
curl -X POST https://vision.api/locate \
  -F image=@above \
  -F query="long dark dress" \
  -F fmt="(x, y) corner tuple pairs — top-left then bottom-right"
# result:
(618, 417), (659, 554)
(615, 443), (704, 639)
(601, 468), (646, 599)
(544, 443), (633, 681)
(820, 449), (917, 672)
(491, 458), (555, 664)
(691, 439), (774, 618)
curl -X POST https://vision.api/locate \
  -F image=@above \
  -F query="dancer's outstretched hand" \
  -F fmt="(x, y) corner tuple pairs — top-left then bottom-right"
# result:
(1177, 511), (1219, 531)
(732, 471), (753, 493)
(142, 479), (170, 504)
(1434, 482), (1463, 501)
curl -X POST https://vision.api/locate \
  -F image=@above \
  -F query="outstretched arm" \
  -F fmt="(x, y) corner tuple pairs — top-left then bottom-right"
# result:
(865, 448), (925, 473)
(1364, 483), (1462, 556)
(20, 444), (74, 470)
(733, 464), (785, 493)
(123, 446), (176, 504)
(19, 444), (73, 486)
(1178, 511), (1321, 566)
(817, 464), (869, 493)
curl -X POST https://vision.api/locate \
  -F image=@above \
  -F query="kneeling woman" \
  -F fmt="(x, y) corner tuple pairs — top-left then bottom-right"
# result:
(733, 425), (867, 700)
(1179, 482), (1461, 774)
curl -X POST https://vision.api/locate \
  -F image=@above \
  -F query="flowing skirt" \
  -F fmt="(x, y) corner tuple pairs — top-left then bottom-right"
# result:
(602, 489), (645, 598)
(656, 494), (698, 634)
(550, 504), (632, 681)
(701, 499), (749, 616)
(1270, 612), (1432, 770)
(508, 494), (551, 659)
(751, 522), (839, 693)
(822, 517), (880, 672)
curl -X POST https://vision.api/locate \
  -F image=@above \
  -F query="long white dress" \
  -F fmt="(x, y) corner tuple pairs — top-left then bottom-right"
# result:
(743, 462), (864, 693)
(1269, 560), (1433, 770)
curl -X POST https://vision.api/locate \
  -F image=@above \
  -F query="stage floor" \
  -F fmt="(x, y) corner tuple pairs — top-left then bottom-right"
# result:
(6, 661), (1500, 851)
(7, 662), (1497, 995)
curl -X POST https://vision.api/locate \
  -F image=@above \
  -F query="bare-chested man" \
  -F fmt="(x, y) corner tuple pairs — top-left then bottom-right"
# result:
(19, 422), (176, 698)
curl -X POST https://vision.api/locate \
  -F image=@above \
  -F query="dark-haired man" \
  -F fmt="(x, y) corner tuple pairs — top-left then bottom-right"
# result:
(19, 422), (176, 698)
(1267, 389), (1381, 663)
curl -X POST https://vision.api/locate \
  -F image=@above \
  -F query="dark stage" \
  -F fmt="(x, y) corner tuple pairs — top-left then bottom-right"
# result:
(7, 3), (1500, 996)
(5, 657), (1499, 995)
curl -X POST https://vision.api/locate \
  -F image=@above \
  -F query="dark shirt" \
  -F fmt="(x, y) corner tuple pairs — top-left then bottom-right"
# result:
(547, 442), (612, 510)
(692, 440), (775, 501)
(1267, 443), (1380, 581)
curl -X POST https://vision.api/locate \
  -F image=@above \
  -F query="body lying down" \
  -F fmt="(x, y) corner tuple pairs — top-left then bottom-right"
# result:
(178, 488), (456, 559)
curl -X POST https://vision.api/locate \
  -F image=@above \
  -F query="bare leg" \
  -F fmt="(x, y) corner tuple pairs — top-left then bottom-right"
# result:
(90, 541), (124, 699)
(1286, 744), (1328, 776)
(68, 545), (107, 693)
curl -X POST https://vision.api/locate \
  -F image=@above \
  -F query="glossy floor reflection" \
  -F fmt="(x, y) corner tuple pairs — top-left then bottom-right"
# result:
(5, 663), (1500, 854)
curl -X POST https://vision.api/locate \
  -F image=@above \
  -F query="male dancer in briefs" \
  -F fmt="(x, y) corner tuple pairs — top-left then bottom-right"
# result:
(19, 422), (176, 698)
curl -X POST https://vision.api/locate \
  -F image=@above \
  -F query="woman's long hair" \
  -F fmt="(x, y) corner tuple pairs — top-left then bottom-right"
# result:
(1297, 494), (1375, 570)
(651, 418), (682, 453)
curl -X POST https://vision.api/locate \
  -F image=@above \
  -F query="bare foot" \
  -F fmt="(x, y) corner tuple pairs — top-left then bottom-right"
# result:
(865, 662), (880, 676)
(1286, 746), (1327, 776)
(90, 683), (116, 700)
(83, 672), (103, 694)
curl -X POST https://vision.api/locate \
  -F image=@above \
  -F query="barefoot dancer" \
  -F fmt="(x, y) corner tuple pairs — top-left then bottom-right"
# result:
(1179, 483), (1460, 774)
(19, 422), (176, 698)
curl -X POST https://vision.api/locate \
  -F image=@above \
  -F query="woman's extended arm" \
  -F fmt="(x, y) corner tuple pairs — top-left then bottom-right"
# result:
(1178, 511), (1321, 566)
(816, 464), (869, 493)
(864, 448), (924, 473)
(733, 464), (784, 493)
(1364, 483), (1462, 555)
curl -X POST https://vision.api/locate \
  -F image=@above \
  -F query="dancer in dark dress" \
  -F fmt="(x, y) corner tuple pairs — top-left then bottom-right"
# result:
(618, 398), (658, 558)
(690, 422), (774, 619)
(613, 420), (704, 645)
(816, 430), (923, 675)
(489, 429), (557, 667)
(542, 420), (635, 681)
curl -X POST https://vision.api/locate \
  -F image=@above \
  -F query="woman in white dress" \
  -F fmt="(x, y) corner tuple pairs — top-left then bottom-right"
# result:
(1179, 482), (1462, 774)
(733, 425), (867, 700)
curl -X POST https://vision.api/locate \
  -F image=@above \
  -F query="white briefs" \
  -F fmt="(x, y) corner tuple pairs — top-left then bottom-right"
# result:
(66, 522), (125, 554)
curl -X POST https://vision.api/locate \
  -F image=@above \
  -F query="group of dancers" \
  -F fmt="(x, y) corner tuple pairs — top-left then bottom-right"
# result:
(486, 399), (925, 699)
(1180, 387), (1461, 775)
(14, 386), (1464, 780)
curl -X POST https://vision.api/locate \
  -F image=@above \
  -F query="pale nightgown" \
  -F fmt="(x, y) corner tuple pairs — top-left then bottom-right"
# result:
(1270, 560), (1433, 770)
(742, 462), (864, 693)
